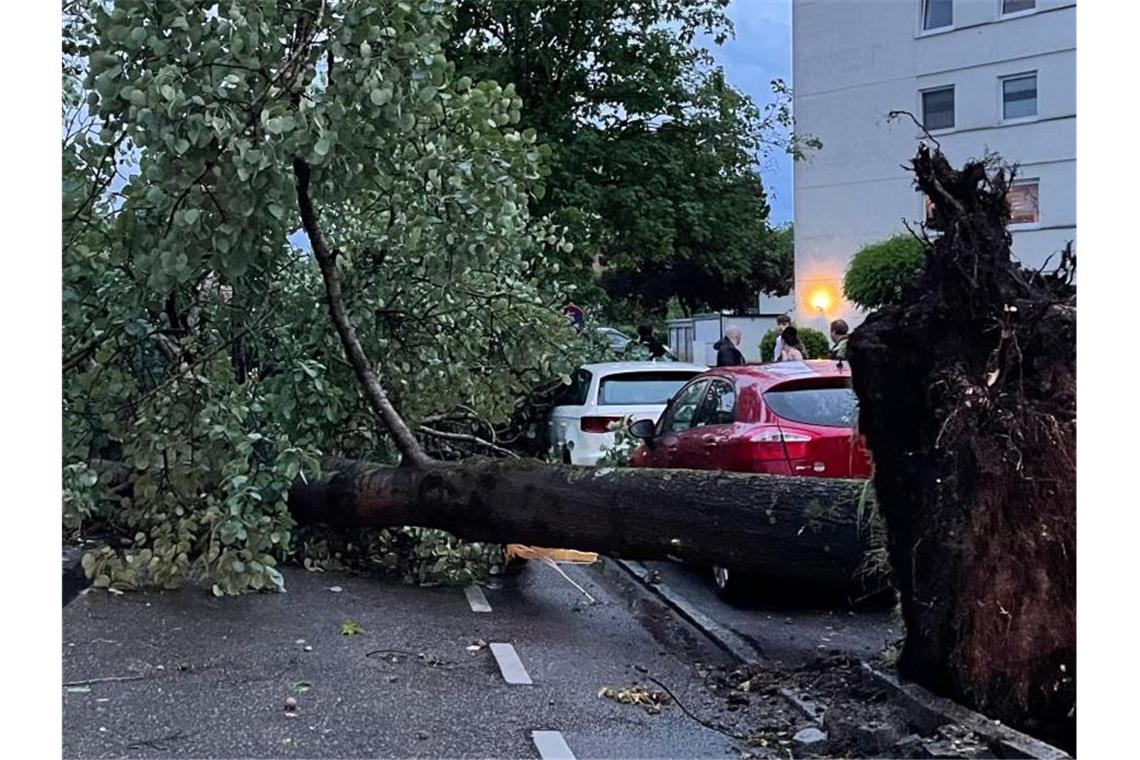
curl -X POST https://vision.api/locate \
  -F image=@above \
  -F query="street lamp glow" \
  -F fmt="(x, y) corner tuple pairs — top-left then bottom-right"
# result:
(810, 288), (833, 312)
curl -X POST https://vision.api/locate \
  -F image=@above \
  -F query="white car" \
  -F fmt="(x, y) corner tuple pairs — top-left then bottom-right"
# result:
(548, 361), (708, 465)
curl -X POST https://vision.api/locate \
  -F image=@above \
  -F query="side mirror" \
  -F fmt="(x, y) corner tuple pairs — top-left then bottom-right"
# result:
(627, 418), (656, 440)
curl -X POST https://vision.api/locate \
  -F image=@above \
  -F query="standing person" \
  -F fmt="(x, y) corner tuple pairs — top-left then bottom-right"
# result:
(635, 324), (668, 360)
(829, 319), (850, 361)
(772, 314), (792, 362)
(714, 325), (746, 366)
(778, 326), (805, 362)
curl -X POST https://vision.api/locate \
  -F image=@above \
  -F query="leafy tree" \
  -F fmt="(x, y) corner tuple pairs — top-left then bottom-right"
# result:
(63, 0), (586, 593)
(843, 234), (927, 311)
(447, 1), (810, 317)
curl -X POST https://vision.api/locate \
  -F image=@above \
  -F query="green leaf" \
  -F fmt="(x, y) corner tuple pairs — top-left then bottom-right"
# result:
(340, 619), (363, 636)
(370, 87), (392, 106)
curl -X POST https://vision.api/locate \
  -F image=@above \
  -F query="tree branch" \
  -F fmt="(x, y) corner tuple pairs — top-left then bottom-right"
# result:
(292, 157), (433, 467)
(416, 424), (519, 459)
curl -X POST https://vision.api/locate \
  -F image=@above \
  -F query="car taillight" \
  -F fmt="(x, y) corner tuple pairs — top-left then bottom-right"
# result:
(581, 416), (622, 433)
(749, 427), (813, 460)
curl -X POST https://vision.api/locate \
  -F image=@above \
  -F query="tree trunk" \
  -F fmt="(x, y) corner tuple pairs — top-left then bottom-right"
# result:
(848, 145), (1075, 751)
(288, 457), (874, 589)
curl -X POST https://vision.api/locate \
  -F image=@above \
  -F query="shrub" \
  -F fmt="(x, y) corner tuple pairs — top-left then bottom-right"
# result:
(759, 326), (830, 361)
(843, 234), (927, 310)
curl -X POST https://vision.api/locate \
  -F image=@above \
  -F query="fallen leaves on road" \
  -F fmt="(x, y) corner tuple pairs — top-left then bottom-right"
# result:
(598, 684), (672, 714)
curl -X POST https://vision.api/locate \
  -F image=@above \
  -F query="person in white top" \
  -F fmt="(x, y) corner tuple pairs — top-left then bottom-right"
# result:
(772, 314), (792, 362)
(778, 326), (805, 362)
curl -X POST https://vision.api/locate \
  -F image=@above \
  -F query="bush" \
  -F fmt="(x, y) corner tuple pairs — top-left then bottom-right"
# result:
(843, 234), (927, 310)
(759, 326), (830, 361)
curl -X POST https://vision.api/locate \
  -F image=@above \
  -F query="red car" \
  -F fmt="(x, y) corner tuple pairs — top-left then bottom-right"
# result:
(627, 360), (872, 598)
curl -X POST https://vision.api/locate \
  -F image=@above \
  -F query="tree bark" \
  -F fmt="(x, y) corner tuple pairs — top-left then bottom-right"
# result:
(288, 457), (874, 589)
(848, 145), (1075, 751)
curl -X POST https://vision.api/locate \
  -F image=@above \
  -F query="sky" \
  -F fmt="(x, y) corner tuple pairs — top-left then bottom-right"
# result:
(705, 0), (794, 225)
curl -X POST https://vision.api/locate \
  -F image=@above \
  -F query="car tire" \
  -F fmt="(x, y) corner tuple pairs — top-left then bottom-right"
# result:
(562, 448), (573, 465)
(711, 565), (752, 603)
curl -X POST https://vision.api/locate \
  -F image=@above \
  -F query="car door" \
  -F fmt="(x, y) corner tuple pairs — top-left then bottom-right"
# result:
(689, 378), (739, 470)
(643, 378), (710, 468)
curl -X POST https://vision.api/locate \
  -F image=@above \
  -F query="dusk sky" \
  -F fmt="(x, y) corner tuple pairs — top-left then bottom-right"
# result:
(705, 0), (794, 225)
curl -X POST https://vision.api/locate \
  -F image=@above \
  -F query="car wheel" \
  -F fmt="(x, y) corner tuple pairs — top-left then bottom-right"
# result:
(711, 565), (751, 603)
(562, 448), (573, 465)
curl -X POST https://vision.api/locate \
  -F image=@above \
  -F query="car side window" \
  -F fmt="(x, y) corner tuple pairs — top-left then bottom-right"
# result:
(554, 369), (593, 407)
(693, 379), (736, 427)
(660, 379), (710, 434)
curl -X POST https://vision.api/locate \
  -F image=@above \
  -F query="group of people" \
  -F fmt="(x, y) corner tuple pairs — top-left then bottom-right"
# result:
(713, 314), (850, 367)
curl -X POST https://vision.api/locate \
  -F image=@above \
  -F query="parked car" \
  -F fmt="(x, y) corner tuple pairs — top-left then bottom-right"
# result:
(627, 360), (872, 599)
(548, 361), (707, 465)
(590, 326), (677, 360)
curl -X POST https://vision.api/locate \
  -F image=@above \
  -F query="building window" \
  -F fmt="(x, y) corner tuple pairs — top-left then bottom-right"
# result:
(1008, 180), (1039, 224)
(922, 0), (953, 31)
(1002, 73), (1038, 120)
(921, 86), (955, 131)
(1002, 0), (1036, 15)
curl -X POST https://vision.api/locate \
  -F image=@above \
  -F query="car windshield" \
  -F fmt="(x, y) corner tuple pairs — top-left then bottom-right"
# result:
(764, 384), (858, 428)
(598, 372), (698, 405)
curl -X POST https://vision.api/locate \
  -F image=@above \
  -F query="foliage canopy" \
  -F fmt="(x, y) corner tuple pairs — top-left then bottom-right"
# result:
(447, 1), (808, 316)
(63, 0), (588, 593)
(843, 234), (927, 311)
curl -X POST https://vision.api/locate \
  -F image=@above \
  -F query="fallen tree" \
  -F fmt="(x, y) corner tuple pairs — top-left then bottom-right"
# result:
(848, 144), (1075, 750)
(288, 457), (873, 590)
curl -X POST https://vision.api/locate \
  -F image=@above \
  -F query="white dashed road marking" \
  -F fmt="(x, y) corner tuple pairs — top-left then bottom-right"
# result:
(489, 642), (533, 685)
(531, 730), (575, 760)
(464, 584), (492, 612)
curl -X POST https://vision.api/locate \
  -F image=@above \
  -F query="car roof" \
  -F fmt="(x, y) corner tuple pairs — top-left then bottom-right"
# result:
(579, 361), (708, 375)
(703, 359), (851, 386)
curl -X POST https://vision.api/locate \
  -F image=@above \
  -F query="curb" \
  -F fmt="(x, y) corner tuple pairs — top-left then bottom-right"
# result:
(611, 559), (763, 663)
(860, 662), (1073, 760)
(605, 556), (1072, 760)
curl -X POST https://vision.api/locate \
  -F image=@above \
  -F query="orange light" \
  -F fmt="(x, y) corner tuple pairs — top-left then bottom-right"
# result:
(809, 289), (833, 312)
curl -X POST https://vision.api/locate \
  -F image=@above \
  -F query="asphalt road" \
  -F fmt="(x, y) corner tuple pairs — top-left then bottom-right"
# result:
(62, 561), (813, 759)
(638, 561), (902, 666)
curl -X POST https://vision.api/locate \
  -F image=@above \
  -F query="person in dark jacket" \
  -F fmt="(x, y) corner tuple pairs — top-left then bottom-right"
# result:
(635, 324), (668, 360)
(714, 325), (745, 366)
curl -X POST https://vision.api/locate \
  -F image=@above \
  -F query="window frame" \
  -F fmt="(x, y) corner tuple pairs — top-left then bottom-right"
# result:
(596, 371), (701, 406)
(658, 378), (711, 435)
(1000, 0), (1037, 20)
(1007, 178), (1041, 227)
(1000, 71), (1039, 123)
(920, 84), (956, 132)
(692, 378), (737, 429)
(918, 0), (955, 35)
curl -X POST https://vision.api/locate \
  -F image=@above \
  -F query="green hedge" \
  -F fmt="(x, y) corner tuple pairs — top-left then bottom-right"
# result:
(843, 234), (926, 311)
(759, 326), (830, 361)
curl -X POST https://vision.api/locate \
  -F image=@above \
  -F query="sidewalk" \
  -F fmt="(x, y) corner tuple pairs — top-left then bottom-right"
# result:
(63, 561), (757, 759)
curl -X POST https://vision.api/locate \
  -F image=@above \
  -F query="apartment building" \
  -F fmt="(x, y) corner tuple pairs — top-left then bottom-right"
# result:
(792, 0), (1076, 331)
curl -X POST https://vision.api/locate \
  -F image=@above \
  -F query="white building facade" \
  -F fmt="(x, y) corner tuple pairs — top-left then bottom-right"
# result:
(792, 0), (1076, 332)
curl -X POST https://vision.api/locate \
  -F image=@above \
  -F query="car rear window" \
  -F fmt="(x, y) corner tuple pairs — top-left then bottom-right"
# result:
(763, 385), (858, 428)
(598, 372), (699, 405)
